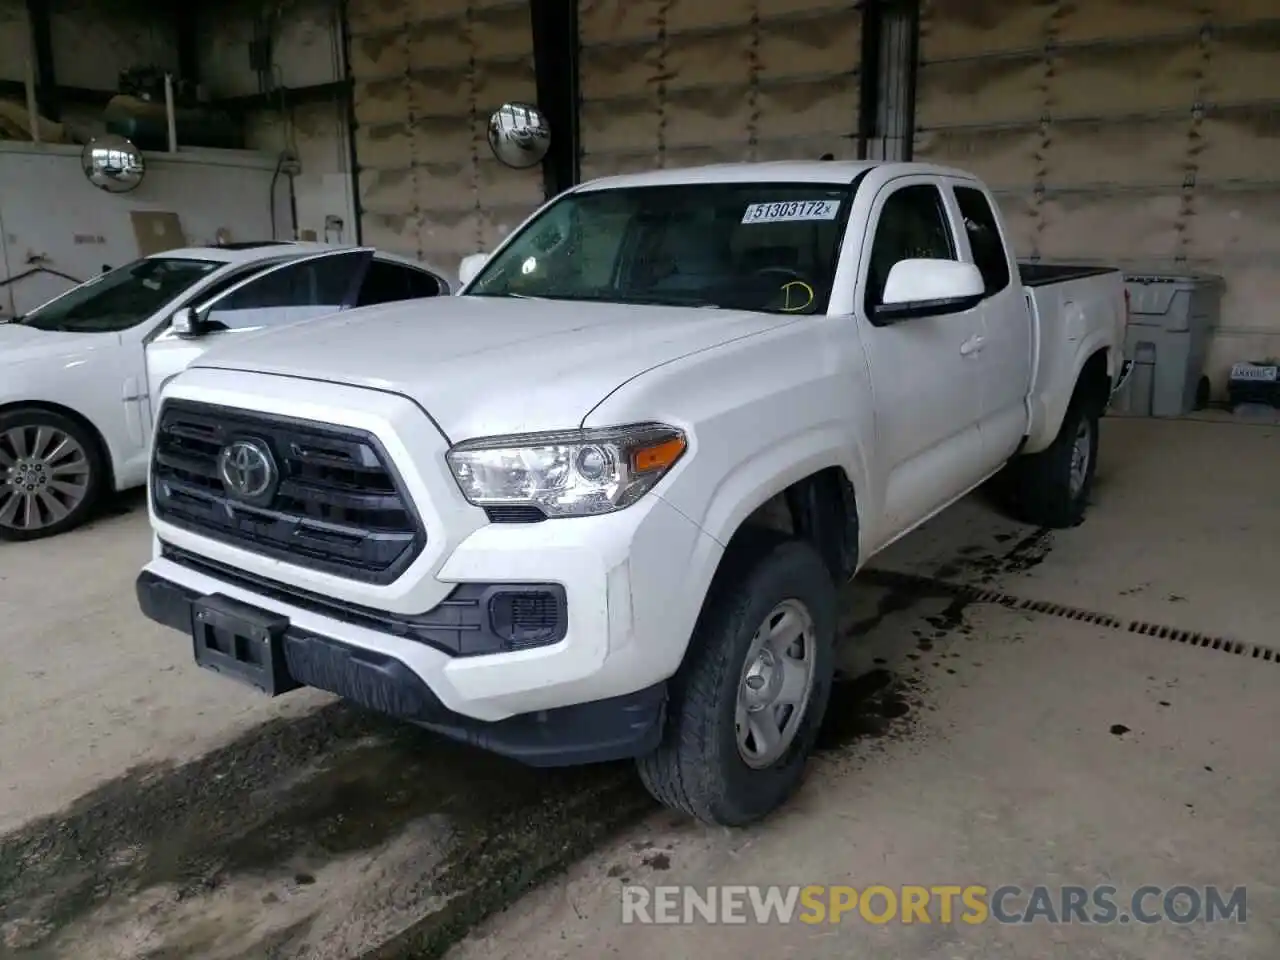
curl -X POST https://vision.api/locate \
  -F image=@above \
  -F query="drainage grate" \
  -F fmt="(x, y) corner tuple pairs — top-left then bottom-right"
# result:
(859, 567), (1280, 664)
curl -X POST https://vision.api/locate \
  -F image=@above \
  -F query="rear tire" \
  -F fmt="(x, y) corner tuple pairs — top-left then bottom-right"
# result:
(1003, 401), (1099, 529)
(636, 532), (837, 826)
(0, 407), (105, 541)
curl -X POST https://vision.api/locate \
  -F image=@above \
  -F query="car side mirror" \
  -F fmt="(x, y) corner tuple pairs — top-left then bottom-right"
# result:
(874, 259), (986, 324)
(171, 305), (209, 338)
(458, 252), (489, 289)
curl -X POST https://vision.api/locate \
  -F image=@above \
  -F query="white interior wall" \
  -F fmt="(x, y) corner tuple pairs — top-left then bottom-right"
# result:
(0, 142), (291, 318)
(198, 0), (358, 247)
(0, 0), (29, 83)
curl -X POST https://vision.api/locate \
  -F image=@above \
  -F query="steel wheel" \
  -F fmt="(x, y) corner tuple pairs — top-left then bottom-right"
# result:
(1068, 417), (1092, 499)
(735, 598), (818, 769)
(0, 423), (93, 534)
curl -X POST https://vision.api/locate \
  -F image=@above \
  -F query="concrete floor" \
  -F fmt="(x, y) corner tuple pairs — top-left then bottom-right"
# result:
(0, 415), (1276, 958)
(450, 416), (1280, 960)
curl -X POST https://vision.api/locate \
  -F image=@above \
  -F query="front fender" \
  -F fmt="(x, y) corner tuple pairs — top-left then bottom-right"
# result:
(683, 420), (868, 551)
(583, 319), (876, 655)
(0, 351), (137, 488)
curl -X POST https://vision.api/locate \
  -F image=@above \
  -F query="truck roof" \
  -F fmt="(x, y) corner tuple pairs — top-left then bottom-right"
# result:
(575, 160), (980, 192)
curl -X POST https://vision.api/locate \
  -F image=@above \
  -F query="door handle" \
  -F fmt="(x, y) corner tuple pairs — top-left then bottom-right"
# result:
(960, 335), (986, 357)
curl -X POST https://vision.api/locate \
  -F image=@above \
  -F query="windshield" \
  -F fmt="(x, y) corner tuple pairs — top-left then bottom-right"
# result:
(18, 257), (221, 333)
(467, 182), (854, 314)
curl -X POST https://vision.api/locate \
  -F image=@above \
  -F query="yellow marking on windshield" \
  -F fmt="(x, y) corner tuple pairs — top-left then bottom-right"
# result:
(780, 280), (815, 313)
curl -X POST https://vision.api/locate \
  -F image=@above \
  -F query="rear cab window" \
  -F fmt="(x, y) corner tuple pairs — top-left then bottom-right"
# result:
(356, 260), (444, 307)
(953, 185), (1010, 295)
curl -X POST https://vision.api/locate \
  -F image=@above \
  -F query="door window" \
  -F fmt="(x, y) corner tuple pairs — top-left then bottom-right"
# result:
(355, 261), (444, 307)
(202, 251), (368, 331)
(865, 184), (957, 311)
(954, 186), (1010, 295)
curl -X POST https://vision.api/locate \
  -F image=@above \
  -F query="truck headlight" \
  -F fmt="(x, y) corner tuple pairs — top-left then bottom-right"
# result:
(446, 423), (687, 518)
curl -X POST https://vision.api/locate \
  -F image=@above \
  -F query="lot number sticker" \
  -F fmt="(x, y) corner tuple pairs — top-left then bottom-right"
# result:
(742, 200), (840, 224)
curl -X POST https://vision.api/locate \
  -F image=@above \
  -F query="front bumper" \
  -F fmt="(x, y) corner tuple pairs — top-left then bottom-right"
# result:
(141, 368), (726, 761)
(136, 567), (666, 767)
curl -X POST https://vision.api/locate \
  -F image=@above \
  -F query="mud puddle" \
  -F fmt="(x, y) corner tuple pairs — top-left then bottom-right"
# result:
(0, 702), (652, 959)
(1, 522), (1056, 959)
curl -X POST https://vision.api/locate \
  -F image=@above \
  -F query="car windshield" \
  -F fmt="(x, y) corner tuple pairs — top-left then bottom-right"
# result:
(467, 182), (854, 314)
(17, 257), (221, 333)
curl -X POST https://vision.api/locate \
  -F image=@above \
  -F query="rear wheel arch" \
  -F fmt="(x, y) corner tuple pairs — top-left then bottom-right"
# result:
(1074, 348), (1112, 416)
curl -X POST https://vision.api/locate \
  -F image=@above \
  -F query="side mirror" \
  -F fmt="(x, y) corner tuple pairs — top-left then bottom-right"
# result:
(458, 252), (489, 289)
(874, 259), (986, 324)
(171, 306), (208, 338)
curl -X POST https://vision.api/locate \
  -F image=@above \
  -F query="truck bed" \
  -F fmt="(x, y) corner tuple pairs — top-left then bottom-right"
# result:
(1018, 261), (1122, 288)
(1021, 263), (1127, 453)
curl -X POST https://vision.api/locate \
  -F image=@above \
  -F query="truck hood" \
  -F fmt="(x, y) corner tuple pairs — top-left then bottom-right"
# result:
(0, 322), (118, 366)
(192, 295), (796, 440)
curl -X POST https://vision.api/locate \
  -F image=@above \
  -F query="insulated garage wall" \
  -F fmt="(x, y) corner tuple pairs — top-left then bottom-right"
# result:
(913, 0), (1280, 389)
(578, 0), (863, 180)
(347, 0), (542, 270)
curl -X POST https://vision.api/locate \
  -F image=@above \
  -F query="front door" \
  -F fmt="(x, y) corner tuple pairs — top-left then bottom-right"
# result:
(143, 249), (373, 425)
(855, 178), (988, 546)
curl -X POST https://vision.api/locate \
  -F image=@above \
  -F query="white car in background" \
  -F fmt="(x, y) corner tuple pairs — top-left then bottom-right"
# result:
(0, 242), (452, 540)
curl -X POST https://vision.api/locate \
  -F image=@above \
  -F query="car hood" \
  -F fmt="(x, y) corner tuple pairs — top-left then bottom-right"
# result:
(0, 322), (118, 366)
(191, 295), (797, 440)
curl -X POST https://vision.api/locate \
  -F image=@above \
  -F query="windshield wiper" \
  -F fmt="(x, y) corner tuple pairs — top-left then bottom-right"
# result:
(549, 293), (724, 309)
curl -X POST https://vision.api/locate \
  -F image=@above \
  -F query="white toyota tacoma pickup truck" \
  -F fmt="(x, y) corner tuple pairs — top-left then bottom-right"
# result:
(137, 161), (1128, 825)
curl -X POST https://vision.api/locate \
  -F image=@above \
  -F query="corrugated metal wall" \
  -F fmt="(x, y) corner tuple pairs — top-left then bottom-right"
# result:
(913, 0), (1280, 385)
(578, 0), (864, 180)
(346, 0), (543, 268)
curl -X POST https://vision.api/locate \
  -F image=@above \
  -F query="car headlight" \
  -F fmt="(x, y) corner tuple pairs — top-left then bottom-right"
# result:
(446, 423), (687, 518)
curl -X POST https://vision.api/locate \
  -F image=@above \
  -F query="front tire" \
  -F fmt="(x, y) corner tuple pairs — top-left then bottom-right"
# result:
(1003, 401), (1099, 528)
(637, 533), (837, 826)
(0, 407), (105, 541)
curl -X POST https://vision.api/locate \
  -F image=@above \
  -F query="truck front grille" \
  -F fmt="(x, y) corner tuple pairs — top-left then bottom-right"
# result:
(151, 400), (423, 583)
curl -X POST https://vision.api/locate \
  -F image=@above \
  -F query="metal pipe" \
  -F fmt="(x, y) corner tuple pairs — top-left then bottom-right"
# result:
(24, 55), (40, 144)
(164, 72), (178, 152)
(338, 0), (364, 245)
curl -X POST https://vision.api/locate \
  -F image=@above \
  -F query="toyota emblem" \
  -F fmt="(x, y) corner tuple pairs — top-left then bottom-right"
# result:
(217, 439), (277, 501)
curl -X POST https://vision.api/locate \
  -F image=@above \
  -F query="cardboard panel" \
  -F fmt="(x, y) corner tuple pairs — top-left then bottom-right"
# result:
(1055, 0), (1203, 43)
(1197, 108), (1280, 184)
(578, 0), (859, 178)
(755, 76), (859, 140)
(1187, 189), (1280, 261)
(579, 0), (662, 44)
(915, 55), (1046, 129)
(914, 127), (1043, 192)
(1037, 191), (1185, 262)
(757, 9), (861, 79)
(350, 0), (537, 269)
(1049, 38), (1202, 118)
(1205, 23), (1280, 105)
(919, 0), (1052, 61)
(1045, 117), (1192, 188)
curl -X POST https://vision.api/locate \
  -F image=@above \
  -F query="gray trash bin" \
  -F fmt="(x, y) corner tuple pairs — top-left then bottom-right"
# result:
(1113, 272), (1223, 417)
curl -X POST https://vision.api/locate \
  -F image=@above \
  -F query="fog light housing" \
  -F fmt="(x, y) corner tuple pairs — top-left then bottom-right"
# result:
(488, 588), (564, 650)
